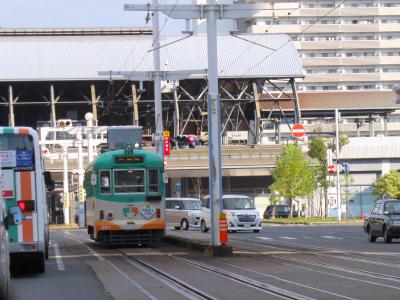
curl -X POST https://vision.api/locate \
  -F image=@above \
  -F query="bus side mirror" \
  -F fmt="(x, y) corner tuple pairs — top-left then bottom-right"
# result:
(44, 171), (55, 191)
(4, 205), (23, 230)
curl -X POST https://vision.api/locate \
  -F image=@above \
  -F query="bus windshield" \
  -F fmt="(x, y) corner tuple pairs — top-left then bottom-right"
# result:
(114, 169), (145, 193)
(222, 197), (255, 210)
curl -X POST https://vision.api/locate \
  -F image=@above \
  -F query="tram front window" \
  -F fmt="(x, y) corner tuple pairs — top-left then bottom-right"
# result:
(114, 169), (145, 193)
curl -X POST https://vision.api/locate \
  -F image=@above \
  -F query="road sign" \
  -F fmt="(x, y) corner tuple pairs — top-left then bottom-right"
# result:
(291, 123), (305, 139)
(164, 136), (171, 156)
(327, 164), (336, 175)
(175, 182), (181, 193)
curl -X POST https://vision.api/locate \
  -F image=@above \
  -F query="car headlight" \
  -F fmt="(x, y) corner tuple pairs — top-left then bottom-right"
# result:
(228, 212), (236, 217)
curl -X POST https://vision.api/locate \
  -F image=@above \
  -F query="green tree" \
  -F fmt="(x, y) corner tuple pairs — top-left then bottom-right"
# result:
(270, 144), (316, 216)
(372, 171), (400, 199)
(308, 136), (330, 217)
(308, 133), (350, 218)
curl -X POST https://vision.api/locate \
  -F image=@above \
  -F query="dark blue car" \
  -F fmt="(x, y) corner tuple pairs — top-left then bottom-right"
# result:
(363, 199), (400, 243)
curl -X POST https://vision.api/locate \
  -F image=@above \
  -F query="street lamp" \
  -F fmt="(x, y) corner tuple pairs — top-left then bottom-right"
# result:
(85, 112), (94, 163)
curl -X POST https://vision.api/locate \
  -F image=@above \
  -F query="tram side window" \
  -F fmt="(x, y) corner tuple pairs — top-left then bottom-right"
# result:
(114, 169), (145, 193)
(148, 169), (159, 193)
(100, 170), (111, 194)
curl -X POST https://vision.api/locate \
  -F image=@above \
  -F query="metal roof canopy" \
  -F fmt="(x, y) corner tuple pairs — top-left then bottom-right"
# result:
(0, 33), (303, 82)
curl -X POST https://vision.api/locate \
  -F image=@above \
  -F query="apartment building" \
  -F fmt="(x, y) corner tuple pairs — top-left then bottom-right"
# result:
(237, 0), (400, 91)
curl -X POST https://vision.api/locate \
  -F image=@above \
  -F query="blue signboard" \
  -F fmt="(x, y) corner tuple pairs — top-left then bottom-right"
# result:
(16, 150), (33, 167)
(175, 182), (181, 193)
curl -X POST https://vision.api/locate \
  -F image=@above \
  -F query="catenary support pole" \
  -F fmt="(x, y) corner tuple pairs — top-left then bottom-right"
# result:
(153, 0), (164, 158)
(63, 146), (70, 225)
(207, 0), (222, 246)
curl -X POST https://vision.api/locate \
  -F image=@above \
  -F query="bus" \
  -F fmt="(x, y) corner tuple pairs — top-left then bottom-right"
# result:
(0, 127), (50, 273)
(85, 144), (165, 245)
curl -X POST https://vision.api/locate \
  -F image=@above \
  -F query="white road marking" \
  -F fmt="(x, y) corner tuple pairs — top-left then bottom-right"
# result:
(220, 261), (358, 300)
(62, 232), (158, 300)
(256, 237), (274, 241)
(53, 243), (65, 271)
(279, 236), (297, 240)
(303, 236), (312, 239)
(320, 236), (344, 240)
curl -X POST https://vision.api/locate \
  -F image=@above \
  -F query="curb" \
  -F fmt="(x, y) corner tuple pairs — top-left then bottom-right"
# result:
(163, 236), (233, 257)
(263, 221), (364, 225)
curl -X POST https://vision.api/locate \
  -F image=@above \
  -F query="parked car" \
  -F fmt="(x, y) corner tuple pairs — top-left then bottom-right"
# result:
(200, 195), (262, 233)
(166, 198), (202, 230)
(263, 205), (298, 219)
(363, 199), (400, 243)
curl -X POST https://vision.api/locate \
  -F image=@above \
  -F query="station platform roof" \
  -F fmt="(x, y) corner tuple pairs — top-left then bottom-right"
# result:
(0, 29), (303, 82)
(259, 90), (400, 116)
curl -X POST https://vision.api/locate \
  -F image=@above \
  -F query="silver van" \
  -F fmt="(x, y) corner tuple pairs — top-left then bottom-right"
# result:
(166, 198), (202, 230)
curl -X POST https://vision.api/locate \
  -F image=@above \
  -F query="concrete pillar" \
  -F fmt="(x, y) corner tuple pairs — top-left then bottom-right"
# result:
(369, 119), (375, 137)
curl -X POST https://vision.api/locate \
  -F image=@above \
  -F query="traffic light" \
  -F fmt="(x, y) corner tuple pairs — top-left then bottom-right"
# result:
(57, 119), (72, 127)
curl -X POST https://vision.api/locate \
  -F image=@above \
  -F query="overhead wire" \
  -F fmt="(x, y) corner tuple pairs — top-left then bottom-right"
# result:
(239, 0), (347, 77)
(219, 4), (302, 75)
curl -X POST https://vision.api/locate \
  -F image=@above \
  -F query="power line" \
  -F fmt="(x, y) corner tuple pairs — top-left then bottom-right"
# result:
(240, 0), (347, 77)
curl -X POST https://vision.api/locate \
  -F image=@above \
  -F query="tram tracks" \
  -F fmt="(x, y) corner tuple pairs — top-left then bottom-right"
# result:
(59, 230), (400, 300)
(61, 231), (317, 300)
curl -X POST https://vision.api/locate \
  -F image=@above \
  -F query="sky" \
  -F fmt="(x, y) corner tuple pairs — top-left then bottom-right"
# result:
(0, 0), (188, 35)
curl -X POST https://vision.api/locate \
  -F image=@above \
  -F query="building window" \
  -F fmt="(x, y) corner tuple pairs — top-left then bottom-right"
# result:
(383, 68), (400, 73)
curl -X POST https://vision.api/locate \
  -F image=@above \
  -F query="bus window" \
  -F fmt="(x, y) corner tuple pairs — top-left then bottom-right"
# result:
(148, 169), (159, 193)
(100, 170), (111, 194)
(114, 169), (145, 193)
(0, 134), (35, 170)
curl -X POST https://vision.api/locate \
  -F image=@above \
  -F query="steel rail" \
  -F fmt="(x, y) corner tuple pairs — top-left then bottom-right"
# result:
(116, 249), (216, 300)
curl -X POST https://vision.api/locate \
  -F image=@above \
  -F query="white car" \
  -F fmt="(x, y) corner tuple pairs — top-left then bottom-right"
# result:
(200, 194), (262, 233)
(166, 198), (202, 230)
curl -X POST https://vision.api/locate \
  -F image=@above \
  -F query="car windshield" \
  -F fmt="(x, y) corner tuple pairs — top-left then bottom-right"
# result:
(183, 200), (201, 210)
(276, 205), (290, 212)
(223, 197), (254, 210)
(384, 201), (400, 214)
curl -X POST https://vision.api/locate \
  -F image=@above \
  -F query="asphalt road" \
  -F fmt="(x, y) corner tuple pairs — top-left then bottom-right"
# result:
(9, 224), (400, 300)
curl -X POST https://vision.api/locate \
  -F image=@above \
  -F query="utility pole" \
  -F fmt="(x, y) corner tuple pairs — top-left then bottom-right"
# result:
(335, 109), (341, 222)
(152, 0), (164, 158)
(123, 1), (268, 247)
(62, 145), (69, 224)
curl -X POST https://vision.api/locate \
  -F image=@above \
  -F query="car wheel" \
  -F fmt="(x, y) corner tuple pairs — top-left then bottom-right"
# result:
(383, 226), (392, 243)
(201, 220), (208, 233)
(181, 219), (189, 230)
(174, 226), (181, 230)
(367, 227), (376, 242)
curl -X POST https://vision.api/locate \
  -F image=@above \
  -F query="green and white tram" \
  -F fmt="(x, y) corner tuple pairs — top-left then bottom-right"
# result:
(85, 145), (165, 245)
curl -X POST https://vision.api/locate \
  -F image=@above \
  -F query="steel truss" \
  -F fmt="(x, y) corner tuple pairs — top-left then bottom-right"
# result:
(0, 77), (300, 144)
